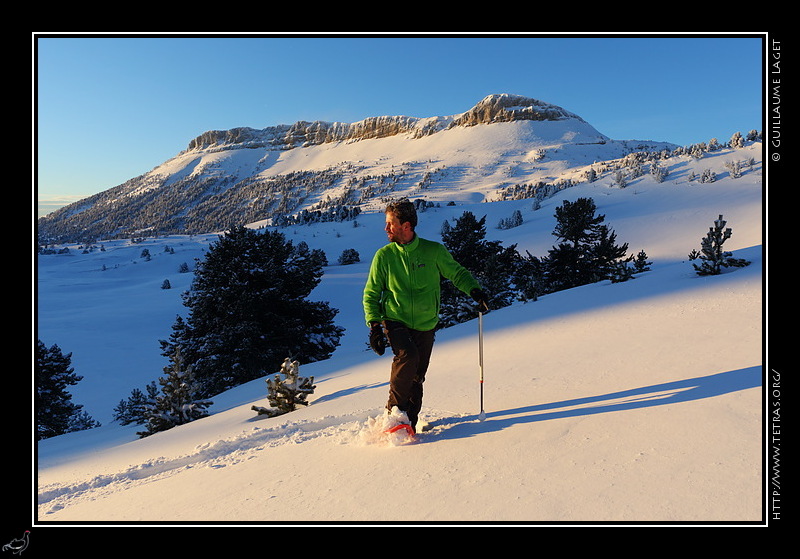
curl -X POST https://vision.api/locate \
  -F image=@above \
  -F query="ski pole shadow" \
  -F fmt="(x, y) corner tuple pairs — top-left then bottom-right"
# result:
(426, 366), (761, 442)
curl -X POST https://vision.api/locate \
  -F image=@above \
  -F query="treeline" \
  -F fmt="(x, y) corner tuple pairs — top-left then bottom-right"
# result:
(438, 197), (649, 327)
(37, 168), (352, 244)
(36, 159), (436, 245)
(438, 196), (750, 328)
(495, 131), (762, 203)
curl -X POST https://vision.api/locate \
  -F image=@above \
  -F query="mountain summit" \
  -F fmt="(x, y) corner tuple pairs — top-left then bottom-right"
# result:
(451, 93), (587, 127)
(38, 94), (675, 243)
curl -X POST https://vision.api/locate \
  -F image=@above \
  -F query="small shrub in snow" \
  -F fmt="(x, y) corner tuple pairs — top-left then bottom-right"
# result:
(725, 160), (743, 179)
(650, 161), (669, 183)
(113, 382), (158, 426)
(252, 358), (316, 417)
(137, 348), (212, 438)
(338, 248), (360, 265)
(498, 209), (523, 230)
(700, 169), (716, 183)
(690, 214), (751, 276)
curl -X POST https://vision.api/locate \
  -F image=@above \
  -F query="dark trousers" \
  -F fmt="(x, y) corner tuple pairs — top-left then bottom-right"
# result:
(383, 320), (435, 427)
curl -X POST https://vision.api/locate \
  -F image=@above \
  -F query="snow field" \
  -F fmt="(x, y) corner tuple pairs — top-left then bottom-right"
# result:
(36, 136), (764, 523)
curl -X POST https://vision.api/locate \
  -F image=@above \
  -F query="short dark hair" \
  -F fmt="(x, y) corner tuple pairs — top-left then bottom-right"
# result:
(385, 198), (417, 229)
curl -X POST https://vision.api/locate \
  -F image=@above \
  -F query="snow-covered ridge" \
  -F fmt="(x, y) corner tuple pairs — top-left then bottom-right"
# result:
(184, 94), (596, 152)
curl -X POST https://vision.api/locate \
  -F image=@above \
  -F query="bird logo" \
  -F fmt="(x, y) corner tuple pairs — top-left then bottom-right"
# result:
(2, 531), (29, 555)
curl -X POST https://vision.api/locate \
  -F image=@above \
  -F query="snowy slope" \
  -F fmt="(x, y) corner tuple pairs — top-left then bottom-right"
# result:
(35, 138), (764, 524)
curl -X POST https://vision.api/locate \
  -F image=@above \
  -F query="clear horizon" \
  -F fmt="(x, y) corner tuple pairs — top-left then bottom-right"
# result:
(35, 33), (766, 217)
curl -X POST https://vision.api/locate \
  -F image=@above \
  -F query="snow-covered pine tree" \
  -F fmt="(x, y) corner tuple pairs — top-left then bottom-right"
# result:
(691, 215), (751, 276)
(725, 160), (743, 179)
(613, 169), (628, 188)
(650, 161), (669, 183)
(252, 358), (316, 417)
(137, 348), (212, 438)
(700, 169), (716, 183)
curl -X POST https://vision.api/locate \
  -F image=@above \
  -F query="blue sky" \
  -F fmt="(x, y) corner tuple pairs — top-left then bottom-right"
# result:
(35, 34), (765, 214)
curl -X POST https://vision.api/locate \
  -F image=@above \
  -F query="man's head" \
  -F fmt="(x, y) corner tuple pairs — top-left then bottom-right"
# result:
(384, 198), (417, 244)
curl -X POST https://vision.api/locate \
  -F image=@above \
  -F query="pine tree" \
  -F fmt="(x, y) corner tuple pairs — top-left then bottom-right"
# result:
(650, 161), (669, 183)
(691, 215), (751, 276)
(36, 340), (100, 440)
(498, 209), (523, 230)
(338, 248), (360, 265)
(512, 250), (545, 302)
(439, 211), (518, 327)
(161, 226), (343, 397)
(700, 169), (716, 183)
(252, 358), (316, 417)
(632, 249), (652, 273)
(551, 197), (604, 246)
(137, 348), (212, 438)
(112, 381), (158, 426)
(544, 197), (630, 291)
(589, 224), (630, 281)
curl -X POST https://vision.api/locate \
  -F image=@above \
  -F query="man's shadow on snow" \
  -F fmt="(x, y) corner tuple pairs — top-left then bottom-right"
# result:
(425, 366), (761, 441)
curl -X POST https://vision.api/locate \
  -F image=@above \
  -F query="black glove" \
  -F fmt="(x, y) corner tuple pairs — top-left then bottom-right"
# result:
(369, 322), (386, 356)
(470, 288), (489, 312)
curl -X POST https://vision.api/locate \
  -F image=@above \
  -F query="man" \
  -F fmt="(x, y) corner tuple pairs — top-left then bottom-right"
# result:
(363, 198), (488, 432)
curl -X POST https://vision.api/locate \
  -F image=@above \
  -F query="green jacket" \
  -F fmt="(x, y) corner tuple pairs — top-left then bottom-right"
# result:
(363, 234), (481, 331)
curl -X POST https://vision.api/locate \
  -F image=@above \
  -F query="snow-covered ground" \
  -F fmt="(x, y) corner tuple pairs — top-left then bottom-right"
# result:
(35, 139), (764, 526)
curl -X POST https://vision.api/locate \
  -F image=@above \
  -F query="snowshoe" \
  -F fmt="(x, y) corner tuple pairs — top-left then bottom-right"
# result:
(355, 406), (419, 446)
(384, 423), (415, 436)
(382, 406), (417, 443)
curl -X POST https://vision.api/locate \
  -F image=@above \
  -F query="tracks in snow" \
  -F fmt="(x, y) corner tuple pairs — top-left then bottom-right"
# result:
(37, 408), (469, 516)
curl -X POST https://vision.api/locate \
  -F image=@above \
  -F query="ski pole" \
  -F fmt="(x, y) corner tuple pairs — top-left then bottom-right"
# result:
(478, 310), (486, 421)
